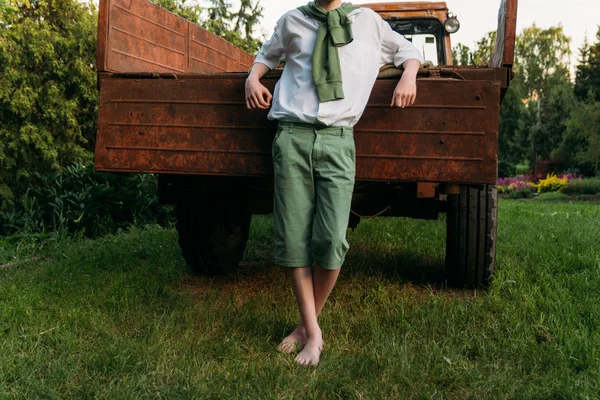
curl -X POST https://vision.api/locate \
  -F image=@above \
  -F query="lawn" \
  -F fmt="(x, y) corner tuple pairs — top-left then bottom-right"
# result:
(1, 200), (599, 399)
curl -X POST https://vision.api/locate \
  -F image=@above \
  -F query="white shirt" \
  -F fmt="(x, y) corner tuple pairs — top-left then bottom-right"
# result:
(254, 7), (424, 127)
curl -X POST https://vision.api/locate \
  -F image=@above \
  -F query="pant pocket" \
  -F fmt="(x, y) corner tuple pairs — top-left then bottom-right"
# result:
(272, 124), (289, 162)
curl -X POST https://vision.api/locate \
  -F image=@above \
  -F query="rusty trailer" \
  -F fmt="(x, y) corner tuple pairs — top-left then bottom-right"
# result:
(95, 0), (518, 287)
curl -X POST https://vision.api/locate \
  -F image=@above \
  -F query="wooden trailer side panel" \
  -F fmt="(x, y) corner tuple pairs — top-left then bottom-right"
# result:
(96, 0), (254, 74)
(95, 74), (500, 184)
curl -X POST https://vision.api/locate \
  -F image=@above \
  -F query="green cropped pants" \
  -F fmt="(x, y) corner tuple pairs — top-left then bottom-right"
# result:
(272, 120), (356, 270)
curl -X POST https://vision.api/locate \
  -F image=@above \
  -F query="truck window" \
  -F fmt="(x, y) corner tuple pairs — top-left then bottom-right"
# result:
(385, 18), (446, 66)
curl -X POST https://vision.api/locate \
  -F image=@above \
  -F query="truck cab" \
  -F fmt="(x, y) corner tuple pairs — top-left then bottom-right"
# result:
(363, 2), (456, 66)
(94, 0), (518, 287)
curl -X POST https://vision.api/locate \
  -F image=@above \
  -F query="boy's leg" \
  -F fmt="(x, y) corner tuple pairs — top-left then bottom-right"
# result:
(290, 267), (323, 366)
(293, 125), (355, 366)
(313, 264), (342, 316)
(272, 122), (320, 359)
(277, 264), (341, 355)
(311, 126), (355, 272)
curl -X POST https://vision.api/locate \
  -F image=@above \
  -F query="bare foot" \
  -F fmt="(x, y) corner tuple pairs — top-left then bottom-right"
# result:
(277, 324), (306, 354)
(294, 330), (323, 366)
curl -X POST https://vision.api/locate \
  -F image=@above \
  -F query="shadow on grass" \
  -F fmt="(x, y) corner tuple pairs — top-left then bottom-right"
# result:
(342, 247), (447, 286)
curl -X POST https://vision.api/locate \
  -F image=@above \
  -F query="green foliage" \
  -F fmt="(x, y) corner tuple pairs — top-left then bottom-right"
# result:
(555, 98), (600, 175)
(527, 75), (575, 167)
(498, 78), (527, 164)
(533, 173), (569, 193)
(561, 178), (600, 195)
(498, 160), (516, 178)
(203, 0), (263, 54)
(516, 24), (571, 101)
(472, 31), (496, 65)
(0, 0), (98, 212)
(452, 31), (496, 66)
(0, 0), (17, 21)
(536, 191), (569, 201)
(506, 188), (534, 199)
(1, 163), (174, 238)
(574, 27), (600, 101)
(452, 42), (470, 65)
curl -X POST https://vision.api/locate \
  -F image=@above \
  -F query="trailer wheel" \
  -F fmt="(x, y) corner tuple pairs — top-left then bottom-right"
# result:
(175, 198), (251, 275)
(445, 185), (498, 287)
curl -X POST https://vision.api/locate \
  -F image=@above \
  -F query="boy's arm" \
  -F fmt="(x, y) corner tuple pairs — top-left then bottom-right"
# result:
(377, 13), (424, 108)
(391, 59), (420, 108)
(246, 16), (286, 110)
(246, 63), (272, 110)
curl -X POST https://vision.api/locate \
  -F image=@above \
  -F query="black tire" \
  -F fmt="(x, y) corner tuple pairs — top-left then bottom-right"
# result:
(445, 185), (498, 287)
(175, 198), (251, 275)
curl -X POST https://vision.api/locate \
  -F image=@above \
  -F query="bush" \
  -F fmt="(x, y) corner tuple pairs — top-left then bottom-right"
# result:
(1, 163), (174, 238)
(0, 0), (98, 212)
(537, 192), (570, 201)
(561, 178), (600, 195)
(507, 188), (535, 199)
(533, 173), (569, 193)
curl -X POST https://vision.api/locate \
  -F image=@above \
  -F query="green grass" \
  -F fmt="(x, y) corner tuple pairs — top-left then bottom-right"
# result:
(1, 200), (599, 399)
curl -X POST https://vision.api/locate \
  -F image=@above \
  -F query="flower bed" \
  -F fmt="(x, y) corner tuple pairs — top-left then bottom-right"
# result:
(498, 173), (587, 199)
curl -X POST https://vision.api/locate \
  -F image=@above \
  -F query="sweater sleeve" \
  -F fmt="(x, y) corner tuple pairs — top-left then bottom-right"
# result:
(377, 14), (424, 67)
(253, 16), (286, 70)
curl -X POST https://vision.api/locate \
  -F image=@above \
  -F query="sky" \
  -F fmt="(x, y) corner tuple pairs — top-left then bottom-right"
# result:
(242, 0), (600, 65)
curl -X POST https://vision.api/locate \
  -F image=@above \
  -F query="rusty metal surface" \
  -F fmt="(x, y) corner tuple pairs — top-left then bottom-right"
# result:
(503, 0), (518, 67)
(491, 0), (518, 68)
(96, 0), (254, 74)
(95, 74), (500, 184)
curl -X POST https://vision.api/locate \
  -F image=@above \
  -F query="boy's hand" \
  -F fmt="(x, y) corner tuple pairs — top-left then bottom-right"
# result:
(391, 76), (417, 108)
(245, 78), (273, 110)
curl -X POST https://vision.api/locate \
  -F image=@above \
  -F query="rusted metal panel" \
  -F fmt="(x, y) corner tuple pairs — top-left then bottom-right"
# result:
(95, 74), (500, 184)
(503, 0), (518, 67)
(96, 0), (254, 74)
(96, 0), (110, 72)
(417, 182), (438, 198)
(491, 0), (518, 68)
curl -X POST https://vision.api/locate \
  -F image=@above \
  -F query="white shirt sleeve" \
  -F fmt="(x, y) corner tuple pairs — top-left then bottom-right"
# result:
(253, 16), (286, 70)
(378, 14), (424, 67)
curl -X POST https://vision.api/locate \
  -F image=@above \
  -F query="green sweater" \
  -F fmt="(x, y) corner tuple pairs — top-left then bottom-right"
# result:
(297, 2), (360, 103)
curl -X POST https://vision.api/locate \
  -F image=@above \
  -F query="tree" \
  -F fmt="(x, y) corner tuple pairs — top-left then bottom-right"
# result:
(516, 24), (571, 107)
(528, 75), (575, 167)
(498, 77), (527, 166)
(452, 42), (470, 65)
(513, 24), (571, 169)
(203, 0), (263, 54)
(555, 96), (600, 175)
(574, 27), (600, 102)
(0, 0), (98, 212)
(472, 31), (496, 66)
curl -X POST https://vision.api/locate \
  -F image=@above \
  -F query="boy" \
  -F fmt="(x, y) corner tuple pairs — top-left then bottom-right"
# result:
(245, 0), (423, 366)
